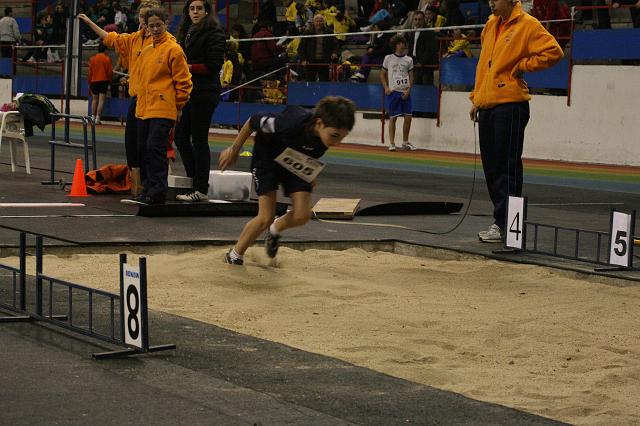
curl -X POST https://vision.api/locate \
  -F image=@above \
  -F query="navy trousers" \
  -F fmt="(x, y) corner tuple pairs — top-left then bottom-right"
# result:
(174, 90), (219, 193)
(137, 118), (174, 202)
(478, 102), (530, 231)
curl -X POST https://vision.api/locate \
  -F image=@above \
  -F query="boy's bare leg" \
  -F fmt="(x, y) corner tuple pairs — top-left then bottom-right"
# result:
(91, 94), (98, 117)
(402, 115), (412, 142)
(273, 191), (311, 232)
(234, 192), (277, 255)
(389, 116), (397, 147)
(97, 93), (106, 119)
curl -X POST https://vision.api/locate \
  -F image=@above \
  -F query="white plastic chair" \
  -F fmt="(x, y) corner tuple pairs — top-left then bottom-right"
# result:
(0, 111), (31, 174)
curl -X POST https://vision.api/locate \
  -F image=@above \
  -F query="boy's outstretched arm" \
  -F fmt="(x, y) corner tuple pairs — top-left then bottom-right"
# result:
(218, 118), (253, 171)
(77, 14), (108, 39)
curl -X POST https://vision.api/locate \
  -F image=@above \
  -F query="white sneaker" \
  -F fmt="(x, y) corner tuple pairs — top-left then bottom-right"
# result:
(478, 224), (503, 243)
(95, 116), (101, 125)
(388, 145), (396, 151)
(176, 190), (208, 202)
(351, 72), (365, 80)
(402, 142), (416, 151)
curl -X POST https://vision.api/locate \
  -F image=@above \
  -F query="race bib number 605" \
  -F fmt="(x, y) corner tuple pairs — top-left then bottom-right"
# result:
(274, 147), (326, 183)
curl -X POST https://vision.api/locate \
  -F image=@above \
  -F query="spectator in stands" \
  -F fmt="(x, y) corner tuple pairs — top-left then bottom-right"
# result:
(443, 27), (472, 57)
(52, 2), (68, 44)
(285, 0), (298, 25)
(407, 10), (438, 85)
(250, 21), (277, 78)
(78, 0), (161, 197)
(0, 7), (21, 58)
(113, 3), (128, 32)
(258, 0), (278, 26)
(381, 35), (415, 151)
(333, 7), (356, 45)
(296, 2), (315, 30)
(298, 14), (338, 81)
(174, 0), (225, 203)
(24, 13), (54, 62)
(230, 24), (251, 76)
(440, 0), (466, 26)
(319, 0), (339, 28)
(88, 43), (113, 124)
(595, 0), (639, 29)
(351, 20), (392, 81)
(469, 0), (562, 242)
(532, 0), (571, 47)
(425, 5), (446, 27)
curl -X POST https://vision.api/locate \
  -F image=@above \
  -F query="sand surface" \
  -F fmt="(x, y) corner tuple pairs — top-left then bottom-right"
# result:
(5, 246), (640, 425)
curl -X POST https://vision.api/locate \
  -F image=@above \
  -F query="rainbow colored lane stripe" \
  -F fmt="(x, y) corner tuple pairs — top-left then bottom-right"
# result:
(56, 122), (640, 194)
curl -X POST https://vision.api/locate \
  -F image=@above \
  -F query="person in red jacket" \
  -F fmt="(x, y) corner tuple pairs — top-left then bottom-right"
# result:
(87, 43), (113, 124)
(250, 21), (277, 79)
(469, 0), (562, 243)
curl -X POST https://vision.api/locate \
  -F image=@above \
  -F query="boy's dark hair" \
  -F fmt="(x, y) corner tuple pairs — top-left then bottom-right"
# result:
(312, 96), (356, 130)
(390, 34), (407, 49)
(98, 42), (107, 52)
(143, 7), (168, 23)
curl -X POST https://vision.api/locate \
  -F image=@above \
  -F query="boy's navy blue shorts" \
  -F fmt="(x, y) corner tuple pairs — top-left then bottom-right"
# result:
(386, 91), (412, 118)
(251, 163), (313, 197)
(90, 81), (109, 95)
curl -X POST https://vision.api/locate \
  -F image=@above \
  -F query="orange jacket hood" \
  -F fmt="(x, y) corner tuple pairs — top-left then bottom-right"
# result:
(134, 32), (193, 121)
(470, 3), (563, 109)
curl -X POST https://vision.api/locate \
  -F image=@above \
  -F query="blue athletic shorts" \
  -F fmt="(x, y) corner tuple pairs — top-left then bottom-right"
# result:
(386, 91), (412, 118)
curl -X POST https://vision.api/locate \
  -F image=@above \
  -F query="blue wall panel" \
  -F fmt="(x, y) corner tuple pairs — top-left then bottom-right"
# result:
(572, 29), (640, 60)
(16, 17), (32, 34)
(212, 102), (286, 125)
(288, 82), (438, 112)
(441, 57), (569, 89)
(0, 58), (12, 76)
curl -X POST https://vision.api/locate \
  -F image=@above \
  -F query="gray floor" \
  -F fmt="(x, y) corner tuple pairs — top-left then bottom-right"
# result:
(0, 131), (637, 425)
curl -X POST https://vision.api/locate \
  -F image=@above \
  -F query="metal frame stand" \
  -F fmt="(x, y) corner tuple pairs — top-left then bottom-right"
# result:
(41, 113), (96, 186)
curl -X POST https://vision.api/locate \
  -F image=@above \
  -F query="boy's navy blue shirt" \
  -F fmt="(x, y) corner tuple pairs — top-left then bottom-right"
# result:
(249, 106), (328, 169)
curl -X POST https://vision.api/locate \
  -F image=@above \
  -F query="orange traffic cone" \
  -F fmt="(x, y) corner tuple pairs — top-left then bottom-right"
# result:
(67, 158), (90, 197)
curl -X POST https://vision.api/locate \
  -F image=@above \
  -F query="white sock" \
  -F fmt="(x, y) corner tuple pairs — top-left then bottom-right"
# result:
(230, 248), (243, 260)
(269, 221), (280, 236)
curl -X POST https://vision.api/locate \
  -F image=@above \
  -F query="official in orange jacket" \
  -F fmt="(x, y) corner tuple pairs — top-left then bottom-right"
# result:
(130, 7), (193, 204)
(469, 0), (562, 243)
(78, 0), (160, 185)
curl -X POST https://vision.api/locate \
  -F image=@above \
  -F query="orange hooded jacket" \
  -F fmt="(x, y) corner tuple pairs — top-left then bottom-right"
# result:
(469, 2), (563, 109)
(103, 29), (153, 97)
(134, 32), (193, 121)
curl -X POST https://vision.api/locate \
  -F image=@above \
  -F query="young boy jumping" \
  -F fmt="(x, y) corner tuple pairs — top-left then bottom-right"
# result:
(380, 35), (415, 151)
(218, 96), (356, 265)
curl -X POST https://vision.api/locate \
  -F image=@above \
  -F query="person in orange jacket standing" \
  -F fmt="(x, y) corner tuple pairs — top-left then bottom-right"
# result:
(87, 42), (113, 124)
(469, 0), (562, 243)
(125, 7), (192, 204)
(78, 0), (160, 195)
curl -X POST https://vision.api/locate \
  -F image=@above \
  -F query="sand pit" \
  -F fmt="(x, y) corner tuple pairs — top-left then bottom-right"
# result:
(3, 246), (640, 425)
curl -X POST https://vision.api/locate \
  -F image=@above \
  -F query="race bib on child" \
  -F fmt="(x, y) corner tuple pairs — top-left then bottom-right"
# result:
(274, 148), (326, 183)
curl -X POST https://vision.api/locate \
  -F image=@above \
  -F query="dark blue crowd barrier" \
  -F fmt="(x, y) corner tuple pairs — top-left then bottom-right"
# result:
(0, 58), (12, 76)
(572, 29), (640, 60)
(16, 17), (32, 34)
(287, 82), (438, 112)
(13, 75), (89, 97)
(440, 57), (569, 89)
(212, 102), (285, 125)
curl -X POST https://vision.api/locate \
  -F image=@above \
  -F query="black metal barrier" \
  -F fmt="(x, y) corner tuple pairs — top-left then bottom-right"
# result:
(0, 228), (175, 359)
(42, 113), (97, 186)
